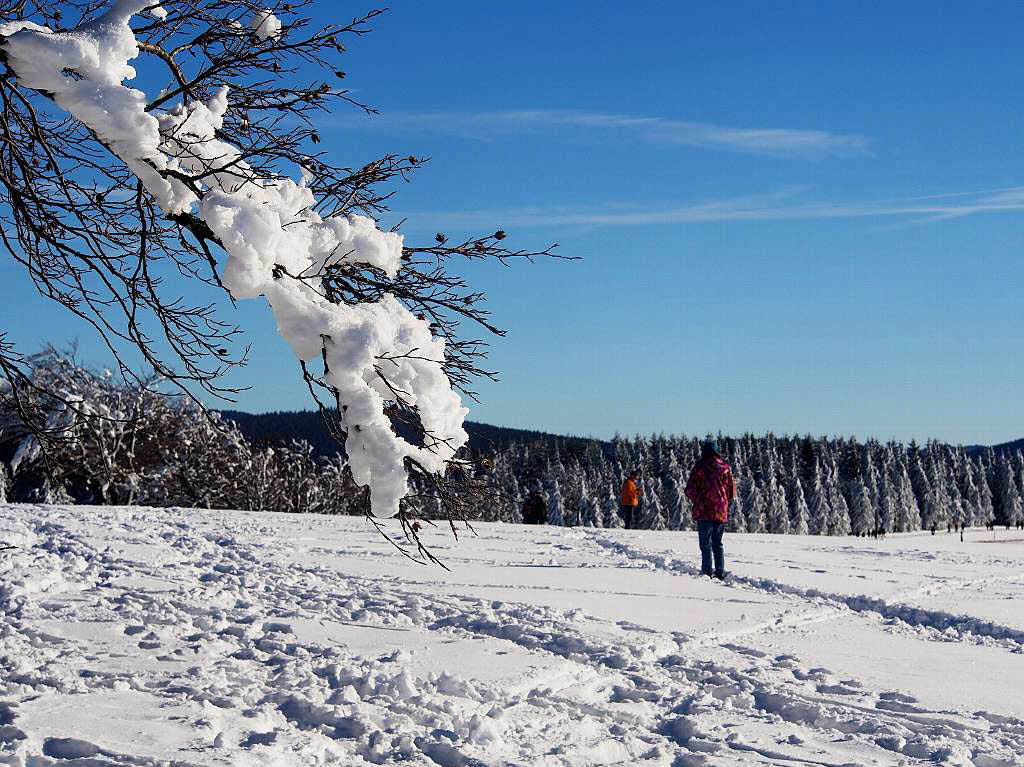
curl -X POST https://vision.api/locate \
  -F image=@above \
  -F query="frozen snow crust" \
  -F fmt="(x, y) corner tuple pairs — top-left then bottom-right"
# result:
(0, 3), (468, 517)
(3, 503), (1024, 766)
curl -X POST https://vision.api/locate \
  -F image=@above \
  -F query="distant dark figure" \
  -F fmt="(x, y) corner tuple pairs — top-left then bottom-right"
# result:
(522, 492), (546, 525)
(620, 471), (640, 530)
(685, 441), (736, 579)
(960, 525), (964, 543)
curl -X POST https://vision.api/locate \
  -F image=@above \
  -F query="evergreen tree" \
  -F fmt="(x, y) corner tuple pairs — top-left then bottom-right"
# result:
(975, 456), (995, 527)
(789, 476), (810, 535)
(996, 454), (1023, 528)
(744, 470), (766, 533)
(849, 477), (873, 536)
(861, 443), (881, 524)
(545, 477), (565, 527)
(807, 458), (831, 535)
(765, 470), (790, 535)
(876, 471), (896, 533)
(727, 492), (747, 533)
(907, 445), (930, 519)
(958, 458), (981, 528)
(665, 475), (690, 531)
(922, 482), (949, 533)
(578, 475), (603, 528)
(826, 458), (851, 535)
(891, 457), (921, 532)
(635, 477), (666, 530)
(604, 486), (624, 528)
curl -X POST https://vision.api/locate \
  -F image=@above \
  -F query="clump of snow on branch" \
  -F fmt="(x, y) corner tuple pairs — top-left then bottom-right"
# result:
(0, 1), (469, 517)
(251, 10), (282, 40)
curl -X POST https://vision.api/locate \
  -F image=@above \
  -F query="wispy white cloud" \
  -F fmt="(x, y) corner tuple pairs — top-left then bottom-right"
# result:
(395, 186), (1024, 231)
(336, 108), (871, 159)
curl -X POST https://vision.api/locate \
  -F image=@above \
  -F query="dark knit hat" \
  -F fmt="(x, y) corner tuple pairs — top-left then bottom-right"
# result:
(702, 440), (721, 459)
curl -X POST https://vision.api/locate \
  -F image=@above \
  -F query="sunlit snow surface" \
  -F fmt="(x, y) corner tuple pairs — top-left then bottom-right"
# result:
(2, 505), (1024, 766)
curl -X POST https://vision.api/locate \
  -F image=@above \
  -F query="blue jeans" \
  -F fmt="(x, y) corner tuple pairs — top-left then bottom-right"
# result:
(697, 520), (725, 576)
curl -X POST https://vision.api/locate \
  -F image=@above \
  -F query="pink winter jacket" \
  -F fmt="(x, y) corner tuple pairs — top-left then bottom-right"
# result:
(685, 456), (736, 524)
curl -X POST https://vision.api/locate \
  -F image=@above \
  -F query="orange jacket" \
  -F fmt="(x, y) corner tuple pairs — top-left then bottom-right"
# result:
(620, 478), (640, 506)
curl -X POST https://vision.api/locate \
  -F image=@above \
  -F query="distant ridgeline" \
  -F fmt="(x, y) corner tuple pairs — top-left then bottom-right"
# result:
(219, 409), (603, 458)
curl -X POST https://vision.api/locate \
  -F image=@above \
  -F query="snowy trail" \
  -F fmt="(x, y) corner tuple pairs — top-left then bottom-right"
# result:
(2, 505), (1024, 766)
(584, 531), (1024, 652)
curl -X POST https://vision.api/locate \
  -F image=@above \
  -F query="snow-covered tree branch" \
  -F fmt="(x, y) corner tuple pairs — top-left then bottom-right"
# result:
(0, 1), (558, 521)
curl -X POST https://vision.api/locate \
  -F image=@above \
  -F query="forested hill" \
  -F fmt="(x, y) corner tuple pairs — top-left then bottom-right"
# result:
(965, 438), (1024, 456)
(220, 409), (604, 457)
(223, 409), (1022, 460)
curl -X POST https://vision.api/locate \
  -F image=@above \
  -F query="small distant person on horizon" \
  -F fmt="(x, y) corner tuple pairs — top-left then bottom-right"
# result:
(522, 492), (546, 525)
(620, 471), (640, 529)
(685, 441), (736, 579)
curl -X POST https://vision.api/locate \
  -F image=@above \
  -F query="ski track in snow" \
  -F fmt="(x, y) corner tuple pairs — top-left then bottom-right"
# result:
(584, 532), (1024, 653)
(0, 504), (1022, 767)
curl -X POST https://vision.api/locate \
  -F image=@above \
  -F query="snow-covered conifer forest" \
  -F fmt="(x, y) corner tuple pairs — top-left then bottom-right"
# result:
(4, 349), (1024, 540)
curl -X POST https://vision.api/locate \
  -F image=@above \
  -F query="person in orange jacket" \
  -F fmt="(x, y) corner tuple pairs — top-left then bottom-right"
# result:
(620, 471), (640, 529)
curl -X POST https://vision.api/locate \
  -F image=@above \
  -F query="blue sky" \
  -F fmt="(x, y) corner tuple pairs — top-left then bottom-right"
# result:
(2, 1), (1022, 444)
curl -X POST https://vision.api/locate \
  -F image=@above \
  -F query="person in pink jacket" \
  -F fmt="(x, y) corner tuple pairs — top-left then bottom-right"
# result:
(685, 441), (736, 579)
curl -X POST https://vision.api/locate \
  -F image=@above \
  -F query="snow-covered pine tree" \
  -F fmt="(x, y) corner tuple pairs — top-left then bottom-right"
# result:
(665, 475), (690, 531)
(807, 458), (831, 535)
(545, 477), (565, 527)
(826, 459), (851, 535)
(849, 477), (874, 536)
(578, 475), (604, 528)
(765, 470), (790, 535)
(876, 470), (896, 533)
(923, 450), (952, 532)
(922, 480), (949, 533)
(789, 476), (810, 535)
(604, 485), (624, 528)
(907, 445), (931, 521)
(635, 476), (666, 530)
(861, 443), (880, 509)
(975, 455), (996, 527)
(743, 469), (766, 533)
(505, 474), (524, 524)
(1014, 451), (1024, 525)
(996, 453), (1023, 528)
(727, 492), (747, 533)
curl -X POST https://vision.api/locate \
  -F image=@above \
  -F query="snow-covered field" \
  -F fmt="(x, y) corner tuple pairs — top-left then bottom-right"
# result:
(2, 504), (1023, 766)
